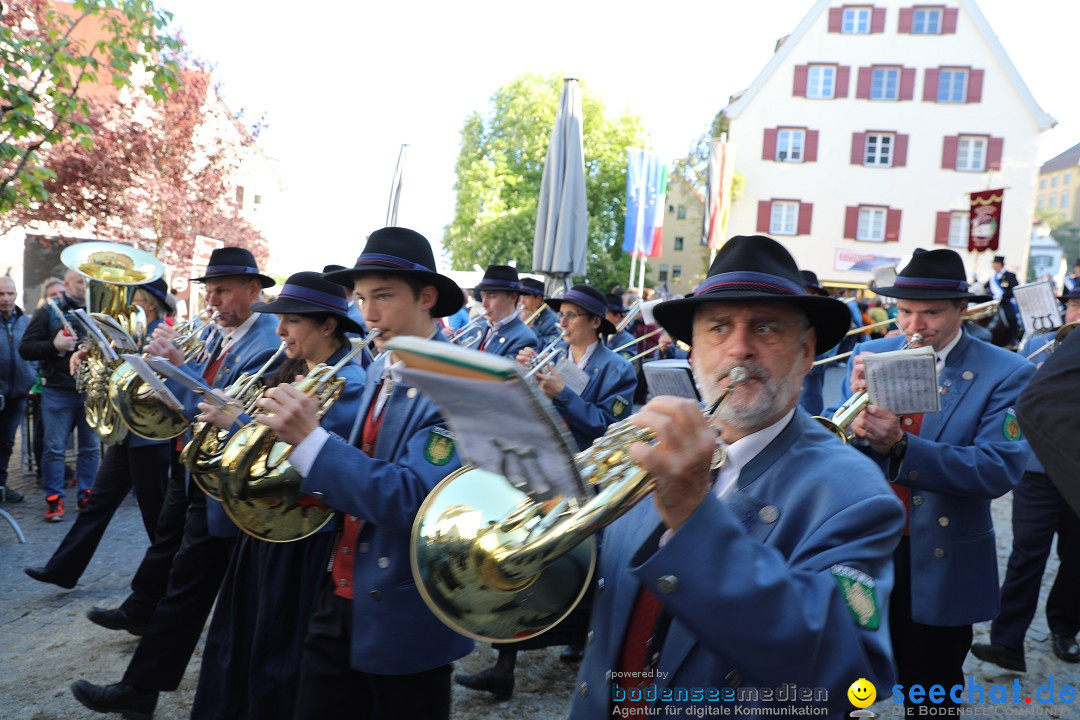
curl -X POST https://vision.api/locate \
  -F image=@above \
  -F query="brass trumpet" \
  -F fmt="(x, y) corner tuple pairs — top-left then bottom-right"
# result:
(522, 334), (567, 379)
(1025, 321), (1080, 360)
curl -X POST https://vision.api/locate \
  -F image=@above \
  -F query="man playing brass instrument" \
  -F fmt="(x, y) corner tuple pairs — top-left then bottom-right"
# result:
(519, 276), (561, 347)
(570, 236), (904, 717)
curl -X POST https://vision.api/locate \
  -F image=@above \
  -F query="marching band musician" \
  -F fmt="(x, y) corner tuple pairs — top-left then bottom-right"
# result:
(570, 236), (904, 717)
(248, 228), (472, 720)
(473, 264), (539, 357)
(189, 271), (366, 720)
(797, 270), (833, 416)
(989, 255), (1021, 346)
(972, 283), (1080, 671)
(517, 283), (637, 452)
(518, 276), (561, 347)
(605, 293), (637, 361)
(73, 247), (284, 719)
(832, 248), (1034, 712)
(25, 278), (172, 590)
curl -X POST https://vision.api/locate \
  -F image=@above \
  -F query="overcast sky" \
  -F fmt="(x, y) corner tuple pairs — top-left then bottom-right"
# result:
(159, 0), (1080, 275)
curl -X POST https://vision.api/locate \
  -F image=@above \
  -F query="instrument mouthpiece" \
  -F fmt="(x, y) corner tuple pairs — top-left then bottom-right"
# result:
(728, 366), (749, 386)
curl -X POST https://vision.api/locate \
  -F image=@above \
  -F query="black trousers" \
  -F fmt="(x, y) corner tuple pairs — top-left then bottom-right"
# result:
(122, 489), (234, 692)
(294, 585), (452, 720)
(120, 448), (189, 622)
(890, 537), (973, 712)
(991, 471), (1080, 651)
(42, 442), (171, 585)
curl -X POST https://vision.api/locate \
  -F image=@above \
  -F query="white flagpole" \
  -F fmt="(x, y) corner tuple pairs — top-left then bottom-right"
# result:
(629, 250), (638, 290)
(638, 255), (647, 297)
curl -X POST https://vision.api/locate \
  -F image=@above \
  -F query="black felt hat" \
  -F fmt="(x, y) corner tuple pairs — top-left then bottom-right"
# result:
(874, 249), (991, 302)
(252, 271), (364, 335)
(322, 227), (464, 318)
(993, 255), (1006, 265)
(605, 293), (629, 314)
(1062, 285), (1080, 302)
(799, 270), (830, 297)
(141, 277), (170, 307)
(545, 284), (617, 335)
(474, 264), (521, 293)
(652, 235), (851, 355)
(192, 247), (275, 288)
(519, 277), (545, 297)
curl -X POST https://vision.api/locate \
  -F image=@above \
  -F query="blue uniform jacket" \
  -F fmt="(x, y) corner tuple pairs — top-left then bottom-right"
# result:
(299, 333), (474, 675)
(607, 329), (637, 361)
(569, 411), (904, 718)
(476, 314), (538, 358)
(830, 331), (1033, 625)
(165, 313), (285, 537)
(551, 342), (637, 451)
(530, 306), (562, 348)
(0, 306), (34, 399)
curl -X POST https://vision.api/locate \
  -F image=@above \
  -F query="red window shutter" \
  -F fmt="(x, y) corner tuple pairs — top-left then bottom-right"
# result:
(798, 203), (813, 235)
(923, 68), (940, 102)
(942, 7), (958, 33)
(894, 134), (909, 167)
(942, 136), (958, 170)
(805, 130), (819, 162)
(762, 128), (778, 161)
(856, 67), (872, 99)
(935, 212), (952, 245)
(871, 7), (886, 32)
(828, 7), (843, 32)
(851, 132), (867, 165)
(793, 65), (808, 97)
(885, 208), (902, 242)
(900, 67), (916, 101)
(757, 201), (772, 233)
(844, 207), (859, 239)
(898, 7), (913, 33)
(967, 69), (984, 103)
(987, 137), (1004, 170)
(836, 65), (851, 98)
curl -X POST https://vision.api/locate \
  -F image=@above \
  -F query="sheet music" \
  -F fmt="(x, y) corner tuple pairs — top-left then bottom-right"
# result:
(1013, 280), (1063, 337)
(143, 356), (237, 413)
(864, 347), (940, 415)
(643, 359), (700, 400)
(120, 354), (184, 411)
(552, 357), (590, 396)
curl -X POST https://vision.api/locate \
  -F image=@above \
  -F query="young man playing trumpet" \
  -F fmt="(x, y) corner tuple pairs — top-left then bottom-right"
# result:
(569, 236), (904, 717)
(473, 264), (538, 357)
(519, 277), (561, 347)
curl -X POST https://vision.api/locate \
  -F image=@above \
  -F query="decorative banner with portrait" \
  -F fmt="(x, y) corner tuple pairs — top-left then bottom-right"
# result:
(969, 189), (1004, 253)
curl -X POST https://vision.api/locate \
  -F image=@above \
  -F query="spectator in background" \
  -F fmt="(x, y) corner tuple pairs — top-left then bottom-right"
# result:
(29, 277), (66, 480)
(867, 298), (890, 339)
(0, 277), (35, 503)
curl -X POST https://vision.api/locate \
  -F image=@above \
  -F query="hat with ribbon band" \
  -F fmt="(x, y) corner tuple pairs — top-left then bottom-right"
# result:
(323, 227), (464, 318)
(474, 265), (522, 293)
(873, 248), (991, 302)
(192, 247), (275, 289)
(518, 277), (546, 297)
(605, 293), (629, 315)
(652, 235), (852, 355)
(252, 271), (365, 335)
(545, 284), (618, 335)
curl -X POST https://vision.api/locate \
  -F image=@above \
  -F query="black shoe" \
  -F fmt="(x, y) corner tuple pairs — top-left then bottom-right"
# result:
(87, 607), (147, 636)
(560, 644), (585, 663)
(1052, 633), (1080, 663)
(0, 486), (23, 503)
(971, 642), (1027, 672)
(23, 565), (76, 589)
(71, 680), (157, 720)
(454, 667), (514, 699)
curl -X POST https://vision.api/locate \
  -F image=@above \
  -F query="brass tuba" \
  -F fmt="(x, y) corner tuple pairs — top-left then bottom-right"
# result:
(218, 331), (379, 542)
(410, 366), (748, 642)
(61, 242), (164, 445)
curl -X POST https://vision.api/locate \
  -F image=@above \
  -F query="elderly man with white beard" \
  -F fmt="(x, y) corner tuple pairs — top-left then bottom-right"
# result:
(567, 235), (905, 718)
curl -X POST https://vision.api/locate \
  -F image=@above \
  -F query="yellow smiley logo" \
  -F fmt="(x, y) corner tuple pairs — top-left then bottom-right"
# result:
(847, 678), (876, 708)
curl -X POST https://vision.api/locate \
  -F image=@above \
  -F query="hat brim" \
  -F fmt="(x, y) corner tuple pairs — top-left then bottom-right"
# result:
(544, 297), (617, 336)
(474, 281), (521, 293)
(324, 266), (464, 318)
(251, 298), (366, 335)
(652, 293), (853, 356)
(193, 271), (276, 289)
(873, 286), (991, 303)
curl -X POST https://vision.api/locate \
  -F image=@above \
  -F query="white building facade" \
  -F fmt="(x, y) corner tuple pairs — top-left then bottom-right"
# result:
(725, 0), (1054, 285)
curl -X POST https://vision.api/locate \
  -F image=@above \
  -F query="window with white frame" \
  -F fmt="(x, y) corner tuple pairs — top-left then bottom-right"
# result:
(658, 265), (669, 282)
(870, 68), (900, 100)
(1066, 174), (1072, 185)
(776, 129), (805, 162)
(672, 265), (682, 279)
(770, 202), (799, 235)
(857, 207), (887, 241)
(674, 236), (684, 251)
(937, 69), (967, 103)
(864, 133), (894, 166)
(912, 8), (943, 33)
(956, 136), (987, 172)
(1040, 178), (1047, 189)
(947, 212), (968, 248)
(1063, 193), (1070, 210)
(1049, 195), (1057, 208)
(1052, 176), (1059, 188)
(806, 65), (836, 99)
(677, 205), (687, 219)
(842, 7), (872, 33)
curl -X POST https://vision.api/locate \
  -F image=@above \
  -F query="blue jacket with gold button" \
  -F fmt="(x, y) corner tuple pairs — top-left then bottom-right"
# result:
(551, 342), (637, 451)
(476, 314), (538, 358)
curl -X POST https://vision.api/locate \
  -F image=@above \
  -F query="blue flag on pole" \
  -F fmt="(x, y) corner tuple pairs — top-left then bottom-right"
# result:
(622, 149), (666, 256)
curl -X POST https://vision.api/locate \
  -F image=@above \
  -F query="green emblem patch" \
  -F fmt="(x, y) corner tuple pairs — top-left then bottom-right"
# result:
(424, 428), (455, 466)
(611, 395), (629, 418)
(831, 565), (880, 631)
(1002, 408), (1022, 441)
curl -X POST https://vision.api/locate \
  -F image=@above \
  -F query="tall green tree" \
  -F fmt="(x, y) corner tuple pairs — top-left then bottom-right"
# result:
(444, 74), (648, 293)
